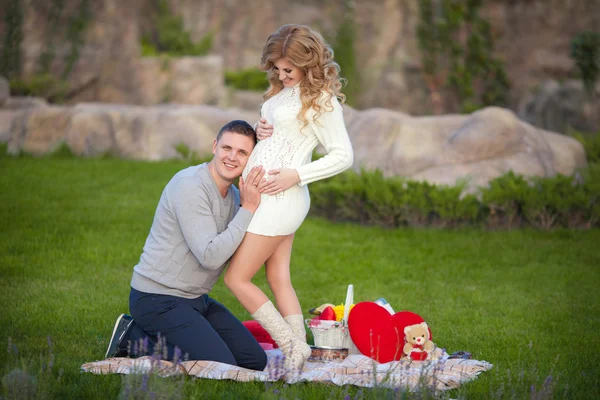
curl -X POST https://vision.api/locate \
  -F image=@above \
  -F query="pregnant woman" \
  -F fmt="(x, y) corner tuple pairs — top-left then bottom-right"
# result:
(224, 24), (353, 381)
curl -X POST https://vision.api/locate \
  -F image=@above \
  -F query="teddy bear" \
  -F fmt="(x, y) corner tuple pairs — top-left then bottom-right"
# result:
(403, 322), (435, 361)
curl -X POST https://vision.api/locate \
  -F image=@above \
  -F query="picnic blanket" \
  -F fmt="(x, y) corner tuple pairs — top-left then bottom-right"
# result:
(81, 348), (492, 392)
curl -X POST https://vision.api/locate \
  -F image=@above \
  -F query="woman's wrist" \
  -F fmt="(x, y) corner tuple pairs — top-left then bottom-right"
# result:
(293, 169), (301, 184)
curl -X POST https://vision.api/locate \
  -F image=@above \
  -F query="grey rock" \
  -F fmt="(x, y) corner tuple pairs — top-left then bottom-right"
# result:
(518, 80), (600, 134)
(3, 96), (48, 110)
(6, 102), (587, 191)
(345, 106), (587, 190)
(0, 76), (9, 107)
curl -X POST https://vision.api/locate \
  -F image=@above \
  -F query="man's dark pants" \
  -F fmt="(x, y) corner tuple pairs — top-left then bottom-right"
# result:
(126, 287), (267, 371)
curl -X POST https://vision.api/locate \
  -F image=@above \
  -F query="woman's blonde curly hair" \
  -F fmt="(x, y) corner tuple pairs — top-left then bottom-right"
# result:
(260, 24), (346, 130)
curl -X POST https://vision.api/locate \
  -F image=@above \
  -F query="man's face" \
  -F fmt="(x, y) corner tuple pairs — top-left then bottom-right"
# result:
(211, 131), (255, 182)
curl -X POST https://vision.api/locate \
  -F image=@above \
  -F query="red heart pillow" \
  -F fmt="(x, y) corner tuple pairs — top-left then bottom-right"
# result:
(348, 302), (431, 363)
(242, 320), (278, 348)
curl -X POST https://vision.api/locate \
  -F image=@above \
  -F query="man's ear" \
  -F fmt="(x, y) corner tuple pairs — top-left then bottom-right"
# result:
(212, 139), (217, 154)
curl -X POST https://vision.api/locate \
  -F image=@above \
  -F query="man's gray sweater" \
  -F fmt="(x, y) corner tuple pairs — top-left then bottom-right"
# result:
(130, 163), (253, 299)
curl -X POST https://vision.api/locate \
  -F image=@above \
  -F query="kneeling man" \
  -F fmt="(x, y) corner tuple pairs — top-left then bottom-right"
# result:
(105, 120), (267, 371)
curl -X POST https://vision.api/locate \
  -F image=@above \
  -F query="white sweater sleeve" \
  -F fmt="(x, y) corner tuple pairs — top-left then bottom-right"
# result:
(296, 95), (354, 186)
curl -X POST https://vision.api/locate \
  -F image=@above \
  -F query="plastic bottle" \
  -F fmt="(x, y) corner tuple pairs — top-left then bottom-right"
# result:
(374, 297), (395, 314)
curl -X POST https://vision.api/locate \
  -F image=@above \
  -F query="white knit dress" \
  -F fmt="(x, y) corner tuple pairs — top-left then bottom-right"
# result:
(242, 85), (354, 236)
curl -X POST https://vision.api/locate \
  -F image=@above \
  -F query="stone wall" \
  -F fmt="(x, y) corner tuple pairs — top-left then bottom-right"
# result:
(1, 0), (598, 117)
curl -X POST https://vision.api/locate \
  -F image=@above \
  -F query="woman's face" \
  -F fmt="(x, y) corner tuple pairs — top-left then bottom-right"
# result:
(273, 58), (304, 88)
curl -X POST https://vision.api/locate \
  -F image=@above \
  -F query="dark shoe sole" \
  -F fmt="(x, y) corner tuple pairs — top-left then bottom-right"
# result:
(105, 314), (133, 359)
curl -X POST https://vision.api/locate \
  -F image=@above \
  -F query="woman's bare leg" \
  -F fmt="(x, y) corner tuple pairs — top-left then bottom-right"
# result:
(265, 234), (300, 316)
(224, 233), (285, 313)
(225, 232), (311, 380)
(265, 234), (307, 342)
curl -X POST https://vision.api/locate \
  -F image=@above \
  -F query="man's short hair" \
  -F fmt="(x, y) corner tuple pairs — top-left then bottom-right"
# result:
(217, 120), (257, 144)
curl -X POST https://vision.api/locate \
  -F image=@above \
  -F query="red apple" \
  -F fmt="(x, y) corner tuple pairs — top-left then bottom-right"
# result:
(319, 306), (337, 321)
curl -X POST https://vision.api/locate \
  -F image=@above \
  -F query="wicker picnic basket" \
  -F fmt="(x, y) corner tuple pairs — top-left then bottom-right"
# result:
(306, 284), (356, 350)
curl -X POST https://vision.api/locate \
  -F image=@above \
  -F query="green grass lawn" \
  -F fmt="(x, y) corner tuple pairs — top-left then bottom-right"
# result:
(1, 155), (599, 399)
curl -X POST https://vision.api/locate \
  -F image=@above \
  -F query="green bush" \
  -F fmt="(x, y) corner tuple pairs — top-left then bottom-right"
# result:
(428, 182), (483, 226)
(141, 0), (212, 57)
(582, 162), (600, 226)
(141, 32), (213, 58)
(571, 131), (600, 164)
(224, 68), (269, 92)
(571, 31), (600, 95)
(0, 142), (8, 158)
(9, 73), (69, 102)
(332, 0), (359, 107)
(357, 169), (405, 225)
(0, 0), (24, 79)
(481, 171), (529, 228)
(173, 142), (211, 165)
(520, 175), (588, 229)
(398, 180), (434, 226)
(309, 167), (600, 230)
(417, 0), (510, 114)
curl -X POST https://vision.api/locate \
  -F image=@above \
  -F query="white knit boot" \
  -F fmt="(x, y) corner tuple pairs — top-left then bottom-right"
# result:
(284, 314), (308, 344)
(253, 301), (311, 382)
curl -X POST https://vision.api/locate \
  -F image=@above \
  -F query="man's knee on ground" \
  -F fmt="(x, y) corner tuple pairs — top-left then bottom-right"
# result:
(241, 348), (268, 371)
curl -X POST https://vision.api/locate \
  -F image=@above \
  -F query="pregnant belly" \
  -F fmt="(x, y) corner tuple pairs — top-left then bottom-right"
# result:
(243, 139), (282, 180)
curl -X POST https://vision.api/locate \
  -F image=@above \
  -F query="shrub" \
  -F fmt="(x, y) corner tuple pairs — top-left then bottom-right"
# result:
(480, 172), (530, 228)
(0, 0), (24, 79)
(309, 168), (599, 230)
(520, 174), (588, 229)
(571, 131), (600, 164)
(571, 31), (600, 96)
(141, 0), (212, 57)
(582, 162), (600, 226)
(332, 0), (359, 107)
(173, 143), (211, 166)
(416, 0), (510, 114)
(9, 73), (69, 102)
(429, 182), (483, 226)
(224, 68), (269, 92)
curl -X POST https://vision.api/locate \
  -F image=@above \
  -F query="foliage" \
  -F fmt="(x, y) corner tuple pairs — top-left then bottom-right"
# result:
(9, 74), (69, 103)
(481, 171), (529, 228)
(37, 0), (64, 75)
(520, 174), (589, 229)
(3, 0), (91, 102)
(571, 31), (600, 96)
(62, 0), (92, 79)
(224, 68), (269, 92)
(571, 130), (600, 164)
(416, 0), (510, 114)
(332, 0), (360, 107)
(582, 162), (600, 226)
(37, 0), (92, 79)
(311, 168), (599, 230)
(173, 143), (211, 165)
(141, 0), (213, 57)
(311, 170), (482, 228)
(0, 0), (24, 79)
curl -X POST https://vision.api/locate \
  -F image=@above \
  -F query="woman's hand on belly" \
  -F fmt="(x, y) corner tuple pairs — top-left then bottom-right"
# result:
(259, 168), (301, 195)
(256, 118), (274, 140)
